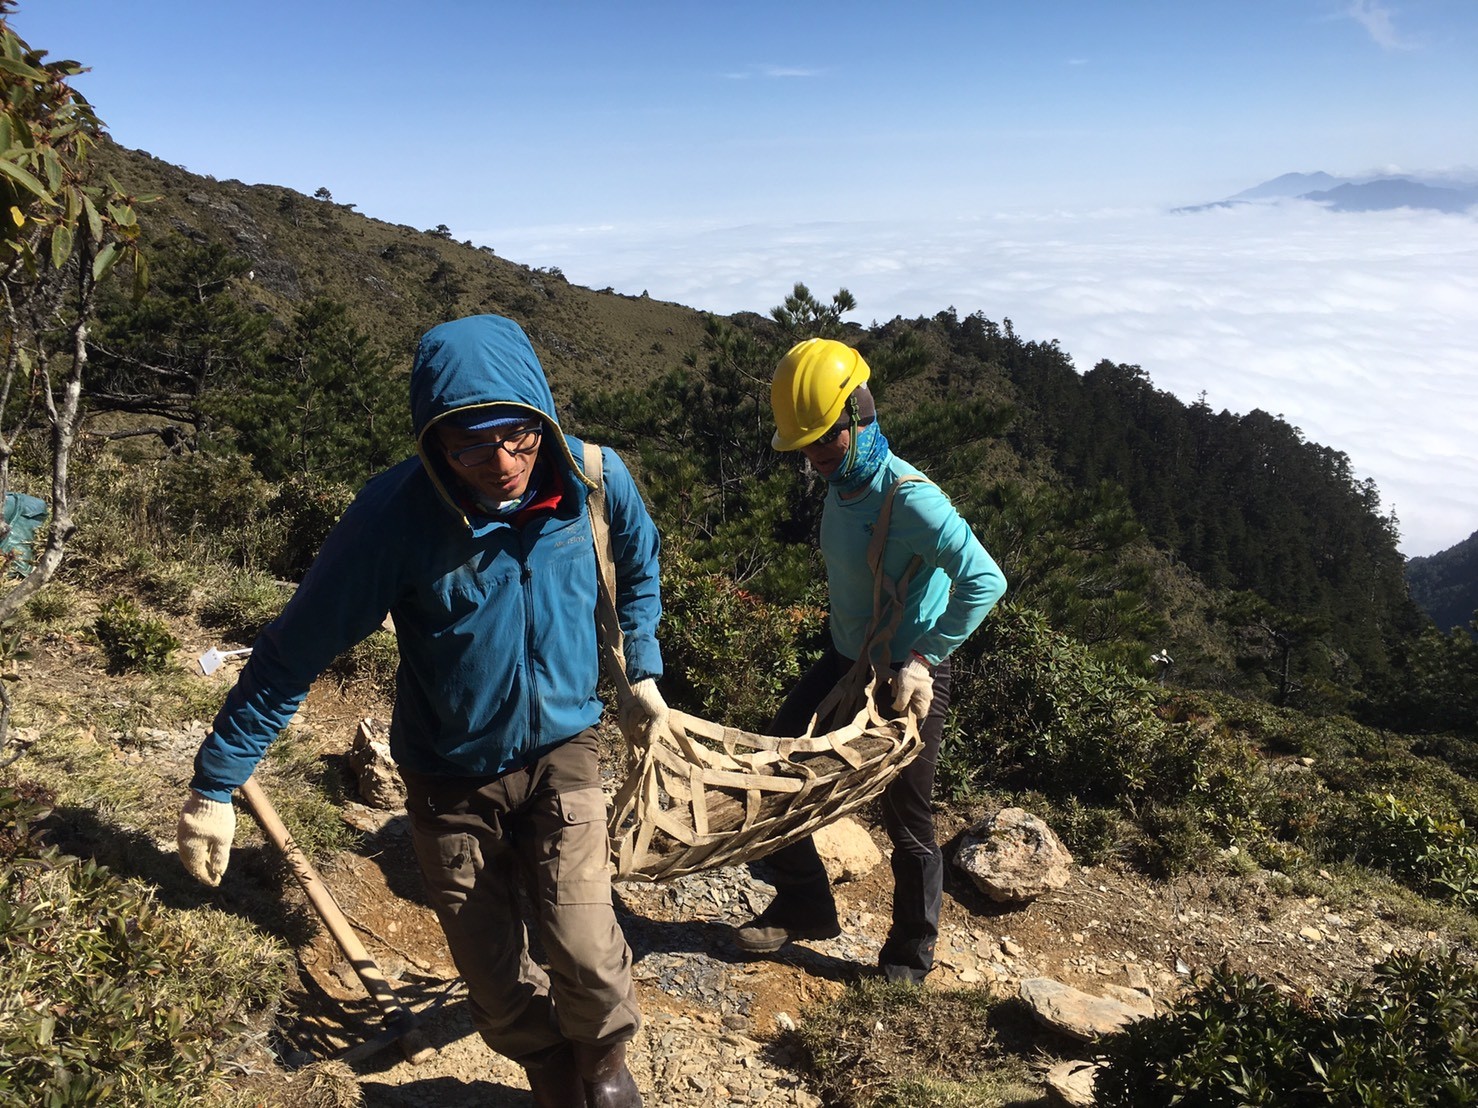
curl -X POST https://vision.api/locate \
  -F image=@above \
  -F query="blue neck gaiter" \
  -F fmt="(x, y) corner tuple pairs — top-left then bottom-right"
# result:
(830, 417), (889, 496)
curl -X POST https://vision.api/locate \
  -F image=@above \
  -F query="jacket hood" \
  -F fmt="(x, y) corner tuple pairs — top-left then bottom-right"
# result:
(410, 316), (596, 514)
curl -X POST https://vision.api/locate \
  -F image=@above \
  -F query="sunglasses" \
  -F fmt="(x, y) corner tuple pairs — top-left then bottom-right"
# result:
(812, 416), (874, 447)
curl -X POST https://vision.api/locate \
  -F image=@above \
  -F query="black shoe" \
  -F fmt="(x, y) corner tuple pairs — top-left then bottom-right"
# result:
(735, 899), (841, 954)
(878, 934), (935, 984)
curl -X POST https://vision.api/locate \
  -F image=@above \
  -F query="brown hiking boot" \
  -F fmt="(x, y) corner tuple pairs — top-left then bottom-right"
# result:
(522, 1041), (585, 1107)
(735, 897), (841, 954)
(573, 1041), (642, 1107)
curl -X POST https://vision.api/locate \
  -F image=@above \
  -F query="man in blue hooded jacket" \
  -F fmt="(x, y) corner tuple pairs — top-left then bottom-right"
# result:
(177, 314), (662, 1107)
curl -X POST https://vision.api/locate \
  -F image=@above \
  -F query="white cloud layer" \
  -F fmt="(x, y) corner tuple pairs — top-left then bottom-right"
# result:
(483, 203), (1478, 558)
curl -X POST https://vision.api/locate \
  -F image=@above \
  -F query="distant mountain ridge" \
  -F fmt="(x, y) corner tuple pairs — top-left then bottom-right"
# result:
(1407, 529), (1478, 638)
(1177, 170), (1478, 214)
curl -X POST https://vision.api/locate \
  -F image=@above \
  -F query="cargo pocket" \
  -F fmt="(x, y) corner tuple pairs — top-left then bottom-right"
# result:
(552, 787), (613, 905)
(410, 826), (481, 912)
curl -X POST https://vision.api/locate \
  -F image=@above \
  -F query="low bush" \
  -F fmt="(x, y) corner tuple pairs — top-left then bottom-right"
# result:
(792, 978), (1038, 1106)
(658, 546), (825, 731)
(325, 626), (398, 697)
(92, 596), (180, 674)
(1095, 951), (1478, 1105)
(1343, 793), (1478, 909)
(265, 473), (355, 580)
(947, 605), (1274, 873)
(0, 783), (290, 1105)
(23, 582), (74, 625)
(199, 571), (289, 644)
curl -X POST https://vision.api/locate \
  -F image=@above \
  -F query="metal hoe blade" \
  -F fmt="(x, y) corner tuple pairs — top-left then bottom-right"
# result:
(197, 646), (252, 675)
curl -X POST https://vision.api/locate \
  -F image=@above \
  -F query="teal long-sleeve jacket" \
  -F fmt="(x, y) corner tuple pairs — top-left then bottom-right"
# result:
(821, 451), (1005, 666)
(191, 316), (662, 801)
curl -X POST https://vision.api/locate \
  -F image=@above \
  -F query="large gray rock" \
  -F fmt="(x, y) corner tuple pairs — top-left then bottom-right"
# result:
(1020, 977), (1144, 1042)
(954, 807), (1073, 903)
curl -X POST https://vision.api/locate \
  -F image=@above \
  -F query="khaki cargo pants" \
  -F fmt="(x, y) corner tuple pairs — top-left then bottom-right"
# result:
(401, 730), (639, 1063)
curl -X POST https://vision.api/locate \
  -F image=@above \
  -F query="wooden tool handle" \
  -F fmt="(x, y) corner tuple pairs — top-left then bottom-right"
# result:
(239, 775), (435, 1065)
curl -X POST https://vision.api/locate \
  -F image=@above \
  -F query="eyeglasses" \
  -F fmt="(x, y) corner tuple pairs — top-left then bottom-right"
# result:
(446, 426), (543, 467)
(812, 416), (873, 448)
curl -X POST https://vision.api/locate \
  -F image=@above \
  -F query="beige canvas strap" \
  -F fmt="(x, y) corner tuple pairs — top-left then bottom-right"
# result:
(581, 441), (928, 879)
(808, 474), (925, 734)
(582, 441), (634, 706)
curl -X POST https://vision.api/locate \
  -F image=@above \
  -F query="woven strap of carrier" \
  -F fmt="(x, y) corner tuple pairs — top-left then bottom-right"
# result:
(583, 441), (927, 881)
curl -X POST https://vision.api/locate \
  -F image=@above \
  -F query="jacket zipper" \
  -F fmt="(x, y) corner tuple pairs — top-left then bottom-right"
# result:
(520, 547), (541, 750)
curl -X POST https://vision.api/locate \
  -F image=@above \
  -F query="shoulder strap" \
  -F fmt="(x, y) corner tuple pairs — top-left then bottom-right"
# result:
(582, 442), (632, 701)
(809, 475), (925, 732)
(860, 475), (926, 662)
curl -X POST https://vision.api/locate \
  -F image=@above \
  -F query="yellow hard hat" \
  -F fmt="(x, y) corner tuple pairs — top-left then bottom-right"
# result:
(770, 338), (871, 451)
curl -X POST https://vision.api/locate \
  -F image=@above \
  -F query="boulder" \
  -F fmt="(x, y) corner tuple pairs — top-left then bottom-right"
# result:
(954, 807), (1073, 903)
(347, 717), (405, 810)
(1045, 1060), (1099, 1106)
(813, 817), (882, 881)
(1020, 977), (1145, 1042)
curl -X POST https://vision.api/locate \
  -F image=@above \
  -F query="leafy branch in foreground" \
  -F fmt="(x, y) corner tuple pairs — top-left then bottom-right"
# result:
(0, 3), (152, 764)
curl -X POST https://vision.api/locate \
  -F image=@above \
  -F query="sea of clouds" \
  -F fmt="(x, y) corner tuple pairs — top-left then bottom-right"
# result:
(482, 202), (1478, 559)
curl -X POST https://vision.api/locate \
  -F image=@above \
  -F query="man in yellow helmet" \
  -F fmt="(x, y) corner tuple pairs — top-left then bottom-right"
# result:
(737, 338), (1007, 984)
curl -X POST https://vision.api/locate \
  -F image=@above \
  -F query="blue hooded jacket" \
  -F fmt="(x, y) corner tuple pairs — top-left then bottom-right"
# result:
(191, 315), (663, 801)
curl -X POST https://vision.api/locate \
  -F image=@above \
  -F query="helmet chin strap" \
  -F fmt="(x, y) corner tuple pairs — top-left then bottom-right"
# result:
(839, 395), (862, 473)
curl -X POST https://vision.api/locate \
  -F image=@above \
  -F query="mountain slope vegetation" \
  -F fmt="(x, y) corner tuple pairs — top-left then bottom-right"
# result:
(3, 26), (1476, 1098)
(1408, 528), (1478, 637)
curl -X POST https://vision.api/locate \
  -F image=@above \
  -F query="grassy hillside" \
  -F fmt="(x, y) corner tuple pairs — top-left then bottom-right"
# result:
(95, 140), (713, 408)
(3, 128), (1477, 1108)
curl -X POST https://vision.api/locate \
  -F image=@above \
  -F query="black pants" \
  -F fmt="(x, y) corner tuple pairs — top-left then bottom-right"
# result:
(754, 646), (951, 974)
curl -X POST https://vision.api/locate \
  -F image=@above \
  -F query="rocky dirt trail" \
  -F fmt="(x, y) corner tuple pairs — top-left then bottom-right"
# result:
(282, 717), (1449, 1107)
(19, 639), (1454, 1108)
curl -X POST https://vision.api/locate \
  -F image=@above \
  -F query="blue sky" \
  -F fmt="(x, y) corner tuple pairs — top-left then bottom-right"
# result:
(12, 2), (1478, 556)
(19, 1), (1476, 226)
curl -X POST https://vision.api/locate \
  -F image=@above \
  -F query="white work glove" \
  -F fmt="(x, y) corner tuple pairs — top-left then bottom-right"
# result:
(177, 790), (236, 887)
(620, 677), (670, 734)
(891, 654), (935, 721)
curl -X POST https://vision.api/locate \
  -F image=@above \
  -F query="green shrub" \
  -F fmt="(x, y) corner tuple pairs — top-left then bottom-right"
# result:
(199, 571), (288, 644)
(91, 596), (180, 674)
(23, 583), (73, 625)
(1128, 801), (1222, 877)
(264, 472), (355, 580)
(947, 604), (1174, 801)
(70, 453), (278, 575)
(1036, 795), (1125, 865)
(1095, 952), (1478, 1105)
(658, 546), (825, 730)
(325, 626), (398, 697)
(0, 784), (290, 1105)
(1345, 793), (1478, 908)
(157, 452), (278, 564)
(951, 607), (1270, 830)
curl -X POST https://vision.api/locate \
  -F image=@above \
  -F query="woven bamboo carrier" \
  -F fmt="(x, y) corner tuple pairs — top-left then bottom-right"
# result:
(583, 444), (926, 883)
